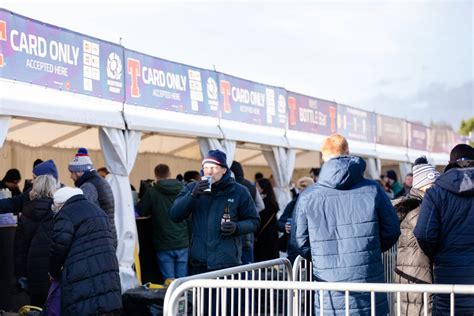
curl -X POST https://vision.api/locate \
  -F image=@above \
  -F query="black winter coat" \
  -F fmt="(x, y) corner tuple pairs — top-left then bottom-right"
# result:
(254, 194), (279, 262)
(75, 170), (117, 248)
(14, 198), (54, 297)
(50, 194), (122, 315)
(414, 162), (474, 315)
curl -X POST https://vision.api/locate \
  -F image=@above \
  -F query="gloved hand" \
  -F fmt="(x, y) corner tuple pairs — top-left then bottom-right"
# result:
(16, 276), (28, 292)
(221, 221), (237, 236)
(192, 180), (210, 198)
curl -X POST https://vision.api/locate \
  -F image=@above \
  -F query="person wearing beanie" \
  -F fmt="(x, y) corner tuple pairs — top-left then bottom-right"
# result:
(0, 168), (22, 196)
(444, 143), (474, 172)
(383, 169), (405, 198)
(392, 156), (439, 315)
(68, 148), (117, 249)
(414, 144), (474, 315)
(170, 149), (260, 277)
(48, 186), (122, 315)
(23, 159), (45, 193)
(0, 160), (59, 215)
(14, 170), (59, 307)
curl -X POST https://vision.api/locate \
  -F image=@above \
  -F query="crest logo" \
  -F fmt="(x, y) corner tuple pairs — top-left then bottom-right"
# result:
(107, 52), (122, 80)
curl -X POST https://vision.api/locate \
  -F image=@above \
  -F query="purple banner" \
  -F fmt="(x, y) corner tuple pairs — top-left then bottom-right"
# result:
(407, 122), (429, 151)
(218, 74), (286, 128)
(125, 50), (219, 116)
(336, 103), (376, 143)
(287, 92), (337, 135)
(431, 127), (454, 153)
(376, 114), (407, 147)
(0, 9), (124, 101)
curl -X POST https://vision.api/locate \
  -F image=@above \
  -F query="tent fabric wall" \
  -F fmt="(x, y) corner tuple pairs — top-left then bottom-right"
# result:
(197, 138), (237, 167)
(399, 162), (412, 181)
(263, 147), (296, 214)
(366, 157), (380, 180)
(99, 127), (141, 292)
(0, 116), (10, 148)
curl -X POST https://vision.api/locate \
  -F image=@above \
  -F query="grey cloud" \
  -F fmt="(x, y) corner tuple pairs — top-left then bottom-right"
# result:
(376, 76), (412, 87)
(354, 80), (473, 129)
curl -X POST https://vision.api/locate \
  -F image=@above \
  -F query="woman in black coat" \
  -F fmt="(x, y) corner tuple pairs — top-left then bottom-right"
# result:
(14, 174), (57, 306)
(49, 187), (122, 315)
(254, 178), (280, 262)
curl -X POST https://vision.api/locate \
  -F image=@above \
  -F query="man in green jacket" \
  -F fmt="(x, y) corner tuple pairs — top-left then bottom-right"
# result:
(137, 164), (189, 279)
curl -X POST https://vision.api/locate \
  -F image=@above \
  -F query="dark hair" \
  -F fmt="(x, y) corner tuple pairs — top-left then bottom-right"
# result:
(406, 173), (413, 177)
(257, 178), (279, 211)
(184, 170), (200, 183)
(154, 164), (170, 178)
(33, 159), (44, 168)
(3, 168), (21, 183)
(413, 156), (428, 166)
(255, 172), (264, 181)
(310, 168), (321, 177)
(176, 174), (184, 181)
(97, 167), (109, 175)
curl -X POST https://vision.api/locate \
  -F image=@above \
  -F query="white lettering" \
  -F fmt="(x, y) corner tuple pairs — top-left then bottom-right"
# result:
(10, 30), (19, 51)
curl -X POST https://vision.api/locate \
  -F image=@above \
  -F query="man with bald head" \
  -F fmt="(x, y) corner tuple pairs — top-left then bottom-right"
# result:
(294, 134), (400, 315)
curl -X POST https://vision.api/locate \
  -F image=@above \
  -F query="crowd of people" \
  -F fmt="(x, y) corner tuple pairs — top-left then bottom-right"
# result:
(0, 136), (473, 315)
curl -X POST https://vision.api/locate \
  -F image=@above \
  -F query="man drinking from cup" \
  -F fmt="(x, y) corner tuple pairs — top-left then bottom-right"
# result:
(169, 149), (260, 275)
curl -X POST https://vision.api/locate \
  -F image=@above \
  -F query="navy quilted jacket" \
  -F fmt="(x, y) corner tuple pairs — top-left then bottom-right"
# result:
(169, 172), (260, 270)
(295, 156), (400, 315)
(414, 162), (474, 315)
(50, 194), (122, 315)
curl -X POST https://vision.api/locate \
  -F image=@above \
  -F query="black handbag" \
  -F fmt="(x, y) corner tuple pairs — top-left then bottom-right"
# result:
(278, 233), (289, 252)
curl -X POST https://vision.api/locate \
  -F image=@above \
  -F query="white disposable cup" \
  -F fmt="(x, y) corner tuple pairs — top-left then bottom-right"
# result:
(201, 175), (212, 192)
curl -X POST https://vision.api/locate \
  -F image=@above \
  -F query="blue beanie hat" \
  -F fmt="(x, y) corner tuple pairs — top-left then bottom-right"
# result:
(202, 149), (228, 169)
(33, 159), (58, 180)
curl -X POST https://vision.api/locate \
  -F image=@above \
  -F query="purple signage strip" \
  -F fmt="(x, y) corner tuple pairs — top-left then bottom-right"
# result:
(218, 73), (286, 128)
(125, 50), (219, 116)
(407, 122), (429, 151)
(287, 92), (337, 135)
(337, 103), (376, 143)
(431, 127), (454, 153)
(376, 114), (407, 147)
(0, 9), (124, 101)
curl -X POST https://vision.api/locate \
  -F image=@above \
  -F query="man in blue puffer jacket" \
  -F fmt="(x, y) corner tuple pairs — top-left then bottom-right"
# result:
(295, 134), (400, 315)
(414, 144), (474, 315)
(169, 149), (260, 274)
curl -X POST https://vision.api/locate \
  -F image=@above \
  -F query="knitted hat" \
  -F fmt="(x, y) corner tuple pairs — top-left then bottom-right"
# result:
(412, 162), (440, 190)
(68, 148), (94, 172)
(2, 168), (21, 183)
(202, 149), (228, 169)
(449, 144), (474, 163)
(384, 170), (398, 182)
(53, 187), (83, 205)
(33, 160), (58, 180)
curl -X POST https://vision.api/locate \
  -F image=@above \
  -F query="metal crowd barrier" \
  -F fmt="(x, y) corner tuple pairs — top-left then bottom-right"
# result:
(166, 279), (474, 316)
(163, 258), (293, 316)
(291, 244), (398, 315)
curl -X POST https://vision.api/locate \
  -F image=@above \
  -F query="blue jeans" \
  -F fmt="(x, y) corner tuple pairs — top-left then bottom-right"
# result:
(156, 248), (189, 279)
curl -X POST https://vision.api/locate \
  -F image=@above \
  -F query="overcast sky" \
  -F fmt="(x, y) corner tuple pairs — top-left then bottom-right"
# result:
(2, 0), (473, 130)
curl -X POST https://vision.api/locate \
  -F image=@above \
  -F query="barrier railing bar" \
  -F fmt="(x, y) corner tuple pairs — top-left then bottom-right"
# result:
(166, 279), (474, 316)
